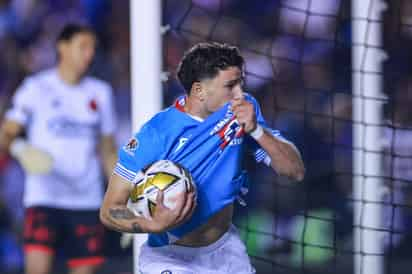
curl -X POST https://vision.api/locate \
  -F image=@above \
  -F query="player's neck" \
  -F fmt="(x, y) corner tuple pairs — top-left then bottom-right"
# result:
(184, 96), (210, 120)
(57, 64), (82, 85)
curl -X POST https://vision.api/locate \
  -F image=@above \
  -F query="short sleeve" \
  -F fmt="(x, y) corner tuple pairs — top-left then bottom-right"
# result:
(5, 80), (35, 126)
(245, 94), (289, 166)
(113, 123), (163, 183)
(99, 85), (117, 135)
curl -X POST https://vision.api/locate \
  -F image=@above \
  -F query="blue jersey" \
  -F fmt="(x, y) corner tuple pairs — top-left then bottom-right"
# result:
(114, 94), (283, 247)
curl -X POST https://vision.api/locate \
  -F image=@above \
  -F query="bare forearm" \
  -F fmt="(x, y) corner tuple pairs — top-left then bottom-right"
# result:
(100, 135), (118, 178)
(102, 152), (117, 179)
(256, 129), (305, 181)
(100, 206), (146, 233)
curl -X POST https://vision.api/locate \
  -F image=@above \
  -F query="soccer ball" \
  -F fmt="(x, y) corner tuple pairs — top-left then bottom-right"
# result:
(127, 160), (195, 219)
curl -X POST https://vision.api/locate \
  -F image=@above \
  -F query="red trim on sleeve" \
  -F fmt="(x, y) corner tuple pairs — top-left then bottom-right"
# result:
(67, 257), (105, 268)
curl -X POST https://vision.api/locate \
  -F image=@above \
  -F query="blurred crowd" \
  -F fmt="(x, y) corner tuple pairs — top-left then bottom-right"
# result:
(0, 0), (411, 273)
(382, 0), (412, 269)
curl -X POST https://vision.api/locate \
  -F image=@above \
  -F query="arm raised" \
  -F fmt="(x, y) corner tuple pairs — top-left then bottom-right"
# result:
(232, 98), (305, 181)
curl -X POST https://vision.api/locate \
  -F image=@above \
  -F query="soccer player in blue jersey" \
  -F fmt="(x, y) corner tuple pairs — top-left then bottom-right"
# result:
(100, 42), (305, 274)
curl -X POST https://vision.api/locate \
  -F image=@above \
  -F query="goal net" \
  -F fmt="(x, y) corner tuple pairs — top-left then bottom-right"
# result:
(157, 0), (409, 273)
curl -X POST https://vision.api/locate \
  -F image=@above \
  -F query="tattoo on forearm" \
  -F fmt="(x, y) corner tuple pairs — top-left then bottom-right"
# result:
(107, 208), (145, 233)
(109, 208), (135, 220)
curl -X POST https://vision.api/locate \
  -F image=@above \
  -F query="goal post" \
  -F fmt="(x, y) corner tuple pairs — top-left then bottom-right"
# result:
(352, 0), (387, 274)
(130, 0), (162, 272)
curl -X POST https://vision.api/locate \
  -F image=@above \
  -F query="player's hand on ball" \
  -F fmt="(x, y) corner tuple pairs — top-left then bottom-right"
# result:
(10, 139), (53, 174)
(146, 188), (196, 233)
(231, 98), (257, 133)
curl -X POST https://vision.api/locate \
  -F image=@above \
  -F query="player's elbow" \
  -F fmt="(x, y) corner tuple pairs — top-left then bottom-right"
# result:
(286, 156), (305, 182)
(278, 164), (305, 182)
(292, 165), (305, 182)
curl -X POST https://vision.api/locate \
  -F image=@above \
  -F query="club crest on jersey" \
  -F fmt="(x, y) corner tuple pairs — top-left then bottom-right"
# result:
(124, 137), (139, 155)
(89, 99), (98, 111)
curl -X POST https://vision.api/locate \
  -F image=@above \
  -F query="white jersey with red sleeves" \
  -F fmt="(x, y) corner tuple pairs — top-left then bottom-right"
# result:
(6, 68), (116, 209)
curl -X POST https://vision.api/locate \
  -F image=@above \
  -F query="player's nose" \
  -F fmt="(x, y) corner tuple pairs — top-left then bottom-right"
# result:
(232, 85), (244, 101)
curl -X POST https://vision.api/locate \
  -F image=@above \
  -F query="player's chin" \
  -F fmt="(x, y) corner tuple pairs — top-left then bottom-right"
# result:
(78, 63), (92, 74)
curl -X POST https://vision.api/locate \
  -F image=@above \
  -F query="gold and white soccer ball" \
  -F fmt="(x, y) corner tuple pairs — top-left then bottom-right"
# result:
(127, 160), (195, 219)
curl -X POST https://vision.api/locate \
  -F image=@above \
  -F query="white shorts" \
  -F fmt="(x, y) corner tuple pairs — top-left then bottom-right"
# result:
(138, 225), (256, 274)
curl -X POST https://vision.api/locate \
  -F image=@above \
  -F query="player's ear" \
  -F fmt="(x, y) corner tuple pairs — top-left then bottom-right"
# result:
(191, 82), (204, 101)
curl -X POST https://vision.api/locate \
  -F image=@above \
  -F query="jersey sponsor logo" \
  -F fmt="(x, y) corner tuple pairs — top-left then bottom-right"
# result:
(161, 270), (172, 274)
(124, 138), (139, 155)
(210, 115), (232, 136)
(52, 98), (61, 108)
(48, 116), (96, 137)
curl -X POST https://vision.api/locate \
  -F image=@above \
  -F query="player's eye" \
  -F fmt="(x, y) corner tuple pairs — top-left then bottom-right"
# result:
(226, 81), (239, 89)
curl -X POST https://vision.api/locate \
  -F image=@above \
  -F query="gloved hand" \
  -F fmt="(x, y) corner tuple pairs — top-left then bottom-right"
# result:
(10, 139), (53, 174)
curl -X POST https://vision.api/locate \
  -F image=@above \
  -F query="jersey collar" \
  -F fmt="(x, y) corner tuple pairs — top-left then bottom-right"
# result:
(173, 96), (204, 122)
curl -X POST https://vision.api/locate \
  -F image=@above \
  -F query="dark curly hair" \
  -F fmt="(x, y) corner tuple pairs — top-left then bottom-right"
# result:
(177, 42), (244, 93)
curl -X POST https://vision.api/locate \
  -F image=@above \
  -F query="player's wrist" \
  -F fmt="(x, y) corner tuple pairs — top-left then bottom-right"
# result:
(130, 217), (149, 233)
(132, 221), (148, 233)
(136, 215), (165, 233)
(249, 124), (264, 140)
(144, 221), (165, 234)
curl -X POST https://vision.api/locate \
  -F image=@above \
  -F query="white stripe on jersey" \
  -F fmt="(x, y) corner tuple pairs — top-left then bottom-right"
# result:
(114, 163), (137, 182)
(253, 128), (282, 166)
